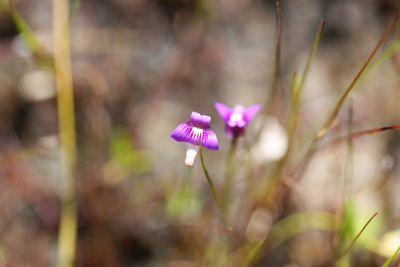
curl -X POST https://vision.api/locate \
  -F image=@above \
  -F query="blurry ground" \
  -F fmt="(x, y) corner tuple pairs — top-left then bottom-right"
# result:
(0, 0), (400, 266)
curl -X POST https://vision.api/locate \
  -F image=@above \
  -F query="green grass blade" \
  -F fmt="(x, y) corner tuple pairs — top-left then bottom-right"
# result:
(337, 212), (378, 259)
(383, 245), (400, 267)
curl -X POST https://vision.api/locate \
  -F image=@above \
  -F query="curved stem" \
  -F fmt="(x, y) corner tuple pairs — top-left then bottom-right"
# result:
(199, 146), (233, 232)
(199, 146), (220, 207)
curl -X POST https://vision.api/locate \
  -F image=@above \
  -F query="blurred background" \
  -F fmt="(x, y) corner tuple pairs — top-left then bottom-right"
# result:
(0, 0), (400, 266)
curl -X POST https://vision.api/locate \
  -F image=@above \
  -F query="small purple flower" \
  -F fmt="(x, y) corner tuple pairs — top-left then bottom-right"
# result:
(171, 111), (219, 166)
(215, 102), (261, 138)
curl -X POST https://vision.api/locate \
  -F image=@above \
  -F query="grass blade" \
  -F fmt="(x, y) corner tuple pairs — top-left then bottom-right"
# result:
(337, 212), (378, 259)
(286, 20), (325, 156)
(293, 14), (399, 179)
(262, 0), (282, 116)
(316, 14), (399, 140)
(329, 125), (400, 147)
(383, 245), (400, 267)
(9, 2), (42, 53)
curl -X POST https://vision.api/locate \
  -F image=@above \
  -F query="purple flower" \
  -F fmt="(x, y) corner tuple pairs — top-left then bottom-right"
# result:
(171, 111), (219, 150)
(171, 112), (219, 166)
(215, 102), (261, 138)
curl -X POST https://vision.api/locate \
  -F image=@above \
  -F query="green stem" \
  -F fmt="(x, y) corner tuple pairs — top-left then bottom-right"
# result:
(199, 146), (220, 206)
(336, 212), (378, 259)
(383, 245), (400, 267)
(10, 7), (41, 53)
(199, 146), (233, 232)
(53, 0), (78, 267)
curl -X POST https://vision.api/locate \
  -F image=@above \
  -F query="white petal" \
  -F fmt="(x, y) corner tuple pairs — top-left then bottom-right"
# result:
(184, 149), (198, 166)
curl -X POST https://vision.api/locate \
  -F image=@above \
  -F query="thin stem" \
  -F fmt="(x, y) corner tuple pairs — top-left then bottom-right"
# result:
(383, 244), (400, 267)
(254, 0), (282, 142)
(294, 14), (398, 179)
(344, 101), (354, 197)
(337, 212), (378, 259)
(276, 20), (324, 176)
(262, 0), (282, 115)
(258, 21), (324, 205)
(316, 14), (398, 140)
(199, 146), (220, 208)
(297, 20), (325, 98)
(53, 0), (78, 267)
(329, 125), (400, 146)
(282, 19), (324, 158)
(363, 38), (400, 82)
(336, 106), (354, 265)
(291, 124), (400, 184)
(199, 146), (232, 232)
(266, 72), (299, 181)
(282, 20), (324, 164)
(10, 7), (41, 53)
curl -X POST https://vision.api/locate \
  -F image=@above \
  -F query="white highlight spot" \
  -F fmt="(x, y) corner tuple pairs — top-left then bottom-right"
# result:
(185, 149), (198, 166)
(230, 112), (243, 123)
(19, 70), (56, 102)
(253, 117), (288, 162)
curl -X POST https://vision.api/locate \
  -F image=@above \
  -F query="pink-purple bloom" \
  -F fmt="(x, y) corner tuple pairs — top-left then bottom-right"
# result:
(215, 102), (261, 138)
(171, 111), (219, 151)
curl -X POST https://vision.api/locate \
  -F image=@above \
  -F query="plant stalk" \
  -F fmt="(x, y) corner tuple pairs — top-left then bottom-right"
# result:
(53, 0), (78, 266)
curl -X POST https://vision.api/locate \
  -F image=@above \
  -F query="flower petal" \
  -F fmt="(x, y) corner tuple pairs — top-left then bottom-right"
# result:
(171, 123), (192, 142)
(190, 112), (211, 129)
(171, 123), (209, 147)
(244, 104), (261, 123)
(201, 129), (219, 150)
(214, 102), (232, 123)
(185, 148), (198, 166)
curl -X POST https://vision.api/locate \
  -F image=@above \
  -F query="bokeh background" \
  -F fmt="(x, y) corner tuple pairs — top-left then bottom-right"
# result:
(0, 0), (400, 266)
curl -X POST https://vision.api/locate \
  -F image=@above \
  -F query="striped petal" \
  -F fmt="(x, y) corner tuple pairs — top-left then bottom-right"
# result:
(201, 129), (219, 150)
(171, 123), (192, 142)
(171, 123), (218, 150)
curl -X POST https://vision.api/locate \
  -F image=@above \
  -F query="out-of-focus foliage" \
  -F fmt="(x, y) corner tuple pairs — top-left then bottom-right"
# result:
(0, 0), (400, 266)
(104, 130), (151, 184)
